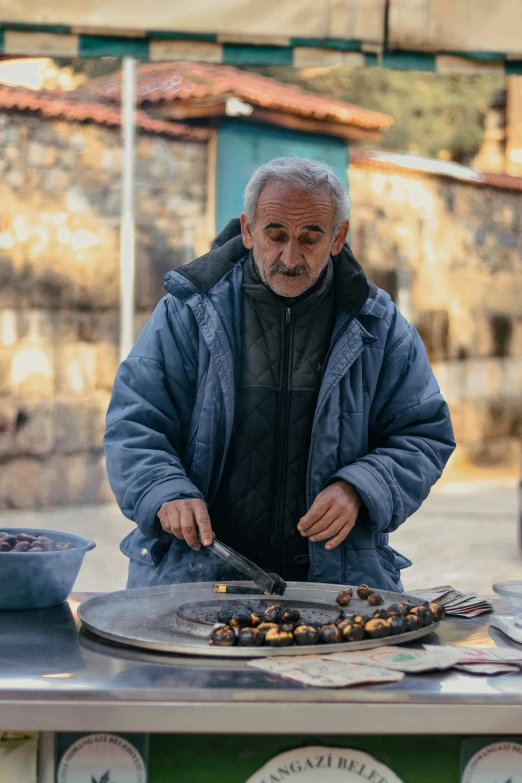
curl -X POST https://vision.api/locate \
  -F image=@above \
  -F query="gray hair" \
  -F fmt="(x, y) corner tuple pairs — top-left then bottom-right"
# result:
(244, 156), (351, 232)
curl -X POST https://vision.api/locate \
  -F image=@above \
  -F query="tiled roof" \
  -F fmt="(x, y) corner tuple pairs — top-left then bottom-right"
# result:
(480, 171), (522, 192)
(79, 61), (393, 132)
(351, 148), (522, 192)
(0, 85), (209, 140)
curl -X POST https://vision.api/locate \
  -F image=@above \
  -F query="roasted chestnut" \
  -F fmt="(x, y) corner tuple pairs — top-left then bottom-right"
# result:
(228, 609), (253, 628)
(423, 609), (436, 627)
(387, 616), (408, 635)
(408, 606), (426, 622)
(353, 614), (370, 626)
(256, 622), (279, 640)
(364, 618), (391, 639)
(238, 627), (263, 647)
(217, 606), (235, 624)
(262, 605), (282, 624)
(396, 603), (413, 617)
(386, 604), (401, 617)
(280, 607), (301, 624)
(210, 626), (237, 646)
(336, 588), (353, 607)
(280, 623), (297, 633)
(319, 624), (342, 644)
(342, 623), (366, 642)
(368, 592), (384, 606)
(0, 542), (11, 552)
(265, 629), (294, 647)
(337, 616), (355, 631)
(404, 614), (420, 632)
(357, 584), (372, 600)
(371, 610), (390, 621)
(428, 602), (446, 621)
(293, 625), (320, 646)
(301, 619), (320, 629)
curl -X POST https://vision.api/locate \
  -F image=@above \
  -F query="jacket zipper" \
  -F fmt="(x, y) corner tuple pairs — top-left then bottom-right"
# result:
(271, 305), (292, 573)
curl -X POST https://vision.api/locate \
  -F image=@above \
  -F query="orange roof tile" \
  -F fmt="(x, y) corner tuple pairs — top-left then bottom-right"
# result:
(0, 85), (209, 140)
(351, 148), (522, 192)
(79, 61), (393, 132)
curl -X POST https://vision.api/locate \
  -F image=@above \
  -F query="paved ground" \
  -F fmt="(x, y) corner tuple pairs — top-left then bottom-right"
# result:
(392, 477), (520, 597)
(0, 477), (519, 597)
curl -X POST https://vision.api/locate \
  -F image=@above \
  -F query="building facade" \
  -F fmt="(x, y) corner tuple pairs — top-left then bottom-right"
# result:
(350, 149), (522, 465)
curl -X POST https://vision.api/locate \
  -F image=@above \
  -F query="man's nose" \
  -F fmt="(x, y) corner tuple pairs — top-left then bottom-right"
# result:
(280, 238), (302, 268)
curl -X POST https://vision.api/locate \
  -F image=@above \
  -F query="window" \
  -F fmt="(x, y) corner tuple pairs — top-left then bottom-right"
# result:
(490, 314), (512, 357)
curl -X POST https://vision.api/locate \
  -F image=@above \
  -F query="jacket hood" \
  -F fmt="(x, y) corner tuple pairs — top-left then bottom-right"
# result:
(166, 218), (372, 316)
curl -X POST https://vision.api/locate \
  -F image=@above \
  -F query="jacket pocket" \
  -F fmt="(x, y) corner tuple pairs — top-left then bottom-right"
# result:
(376, 543), (412, 578)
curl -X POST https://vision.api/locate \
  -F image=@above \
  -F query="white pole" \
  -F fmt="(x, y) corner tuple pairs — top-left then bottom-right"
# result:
(37, 732), (55, 783)
(119, 56), (137, 362)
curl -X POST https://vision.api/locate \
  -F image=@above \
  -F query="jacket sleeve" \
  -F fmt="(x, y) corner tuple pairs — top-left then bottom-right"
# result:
(330, 313), (455, 534)
(104, 297), (203, 537)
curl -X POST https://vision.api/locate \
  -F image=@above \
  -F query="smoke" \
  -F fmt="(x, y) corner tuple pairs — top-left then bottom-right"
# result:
(152, 540), (248, 585)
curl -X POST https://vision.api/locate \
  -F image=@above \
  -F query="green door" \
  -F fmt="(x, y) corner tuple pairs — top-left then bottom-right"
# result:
(216, 119), (349, 232)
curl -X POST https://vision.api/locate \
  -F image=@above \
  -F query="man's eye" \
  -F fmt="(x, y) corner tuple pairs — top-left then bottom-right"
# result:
(301, 236), (320, 246)
(267, 233), (286, 243)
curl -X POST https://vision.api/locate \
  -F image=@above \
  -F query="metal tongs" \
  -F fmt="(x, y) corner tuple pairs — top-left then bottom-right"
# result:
(207, 536), (287, 596)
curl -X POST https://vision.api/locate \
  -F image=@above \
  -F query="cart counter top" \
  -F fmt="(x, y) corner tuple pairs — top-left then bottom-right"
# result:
(1, 593), (522, 734)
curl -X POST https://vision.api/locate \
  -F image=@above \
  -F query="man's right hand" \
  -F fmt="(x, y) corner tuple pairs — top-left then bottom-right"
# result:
(158, 499), (214, 550)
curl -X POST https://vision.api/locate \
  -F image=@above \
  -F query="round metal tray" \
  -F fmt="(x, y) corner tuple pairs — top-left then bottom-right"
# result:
(78, 581), (440, 658)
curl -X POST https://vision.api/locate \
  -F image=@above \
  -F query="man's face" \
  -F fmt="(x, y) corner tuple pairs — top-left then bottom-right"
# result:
(240, 181), (349, 297)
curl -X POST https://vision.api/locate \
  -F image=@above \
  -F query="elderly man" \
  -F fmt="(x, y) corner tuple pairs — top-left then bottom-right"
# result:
(105, 157), (455, 590)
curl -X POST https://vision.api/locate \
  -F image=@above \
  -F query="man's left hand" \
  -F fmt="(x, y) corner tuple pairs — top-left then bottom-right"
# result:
(297, 481), (362, 551)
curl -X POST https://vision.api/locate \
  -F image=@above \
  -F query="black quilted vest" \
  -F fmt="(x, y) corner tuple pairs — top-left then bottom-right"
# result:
(210, 254), (336, 581)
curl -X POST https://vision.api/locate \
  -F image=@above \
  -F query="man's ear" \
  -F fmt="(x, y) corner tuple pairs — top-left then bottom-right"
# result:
(331, 219), (350, 255)
(240, 212), (254, 250)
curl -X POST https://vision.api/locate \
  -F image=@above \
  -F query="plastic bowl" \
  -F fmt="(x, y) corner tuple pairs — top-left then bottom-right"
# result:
(492, 581), (522, 609)
(0, 528), (96, 610)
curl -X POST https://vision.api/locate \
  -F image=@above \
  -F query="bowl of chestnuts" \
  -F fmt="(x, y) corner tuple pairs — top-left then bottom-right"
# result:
(0, 528), (96, 610)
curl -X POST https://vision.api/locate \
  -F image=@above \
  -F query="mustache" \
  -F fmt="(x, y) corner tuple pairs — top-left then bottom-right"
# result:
(270, 262), (310, 277)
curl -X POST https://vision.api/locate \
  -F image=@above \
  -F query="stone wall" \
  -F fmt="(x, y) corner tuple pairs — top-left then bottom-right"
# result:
(433, 357), (522, 463)
(0, 111), (208, 509)
(349, 160), (522, 463)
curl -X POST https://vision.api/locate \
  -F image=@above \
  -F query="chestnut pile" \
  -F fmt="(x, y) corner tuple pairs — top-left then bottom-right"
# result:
(336, 584), (446, 639)
(211, 603), (320, 648)
(0, 532), (74, 553)
(210, 592), (445, 648)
